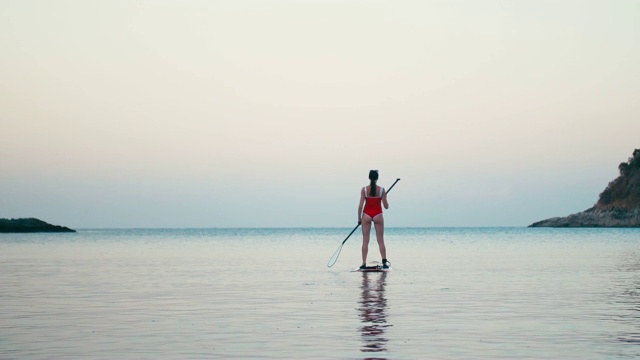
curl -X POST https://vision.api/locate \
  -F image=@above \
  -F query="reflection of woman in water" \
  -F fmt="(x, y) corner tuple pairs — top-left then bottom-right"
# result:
(358, 272), (390, 356)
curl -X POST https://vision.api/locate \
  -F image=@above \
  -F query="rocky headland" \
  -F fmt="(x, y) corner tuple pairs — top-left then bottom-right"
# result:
(530, 148), (640, 227)
(0, 218), (76, 233)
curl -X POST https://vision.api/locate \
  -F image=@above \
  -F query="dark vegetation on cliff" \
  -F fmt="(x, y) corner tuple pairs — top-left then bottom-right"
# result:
(0, 218), (76, 233)
(597, 148), (640, 210)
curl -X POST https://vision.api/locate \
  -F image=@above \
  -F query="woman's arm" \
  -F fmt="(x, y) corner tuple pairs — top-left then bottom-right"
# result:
(357, 188), (365, 224)
(382, 188), (389, 209)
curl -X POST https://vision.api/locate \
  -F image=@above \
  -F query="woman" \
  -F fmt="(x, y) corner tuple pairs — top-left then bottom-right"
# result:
(358, 170), (390, 269)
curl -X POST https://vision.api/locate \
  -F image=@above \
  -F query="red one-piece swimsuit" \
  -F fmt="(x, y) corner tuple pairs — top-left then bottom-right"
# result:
(363, 186), (385, 218)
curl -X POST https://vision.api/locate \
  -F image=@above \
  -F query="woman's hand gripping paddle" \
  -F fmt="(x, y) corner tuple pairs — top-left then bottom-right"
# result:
(327, 178), (400, 267)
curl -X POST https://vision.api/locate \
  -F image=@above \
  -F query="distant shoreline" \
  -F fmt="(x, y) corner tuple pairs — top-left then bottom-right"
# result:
(19, 226), (640, 231)
(0, 218), (76, 233)
(529, 148), (640, 228)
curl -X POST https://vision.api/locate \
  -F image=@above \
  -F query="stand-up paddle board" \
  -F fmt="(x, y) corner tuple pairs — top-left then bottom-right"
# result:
(355, 262), (392, 272)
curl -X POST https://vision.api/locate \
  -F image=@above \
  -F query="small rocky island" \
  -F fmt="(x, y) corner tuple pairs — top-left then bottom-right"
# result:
(530, 148), (640, 227)
(0, 218), (76, 233)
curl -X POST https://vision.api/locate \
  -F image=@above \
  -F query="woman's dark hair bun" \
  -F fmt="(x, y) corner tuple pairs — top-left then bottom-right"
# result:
(368, 170), (379, 196)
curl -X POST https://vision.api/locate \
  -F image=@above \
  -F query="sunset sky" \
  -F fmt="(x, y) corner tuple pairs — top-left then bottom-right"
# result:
(1, 1), (638, 228)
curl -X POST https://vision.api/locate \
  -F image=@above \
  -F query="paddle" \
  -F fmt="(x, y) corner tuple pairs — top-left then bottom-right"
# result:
(327, 178), (401, 267)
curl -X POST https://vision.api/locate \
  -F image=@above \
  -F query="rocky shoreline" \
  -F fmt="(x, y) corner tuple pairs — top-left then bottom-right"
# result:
(530, 148), (640, 228)
(529, 207), (640, 227)
(0, 218), (76, 233)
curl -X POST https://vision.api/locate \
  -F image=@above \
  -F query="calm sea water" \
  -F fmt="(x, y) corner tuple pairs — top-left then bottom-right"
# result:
(1, 227), (640, 359)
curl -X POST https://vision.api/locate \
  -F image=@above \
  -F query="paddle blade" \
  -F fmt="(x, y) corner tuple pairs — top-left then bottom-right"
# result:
(327, 243), (344, 267)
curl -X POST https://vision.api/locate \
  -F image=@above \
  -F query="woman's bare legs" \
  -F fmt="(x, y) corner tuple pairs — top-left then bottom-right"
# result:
(361, 215), (372, 265)
(373, 214), (386, 260)
(362, 214), (386, 265)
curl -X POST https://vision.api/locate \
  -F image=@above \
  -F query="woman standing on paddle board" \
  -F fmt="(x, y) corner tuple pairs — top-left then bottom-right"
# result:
(358, 170), (390, 269)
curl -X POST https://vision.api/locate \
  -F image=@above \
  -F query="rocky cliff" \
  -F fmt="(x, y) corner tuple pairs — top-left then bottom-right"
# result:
(0, 218), (76, 233)
(529, 148), (640, 227)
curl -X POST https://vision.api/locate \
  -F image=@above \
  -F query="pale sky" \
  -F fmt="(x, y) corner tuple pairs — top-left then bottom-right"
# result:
(1, 0), (639, 228)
